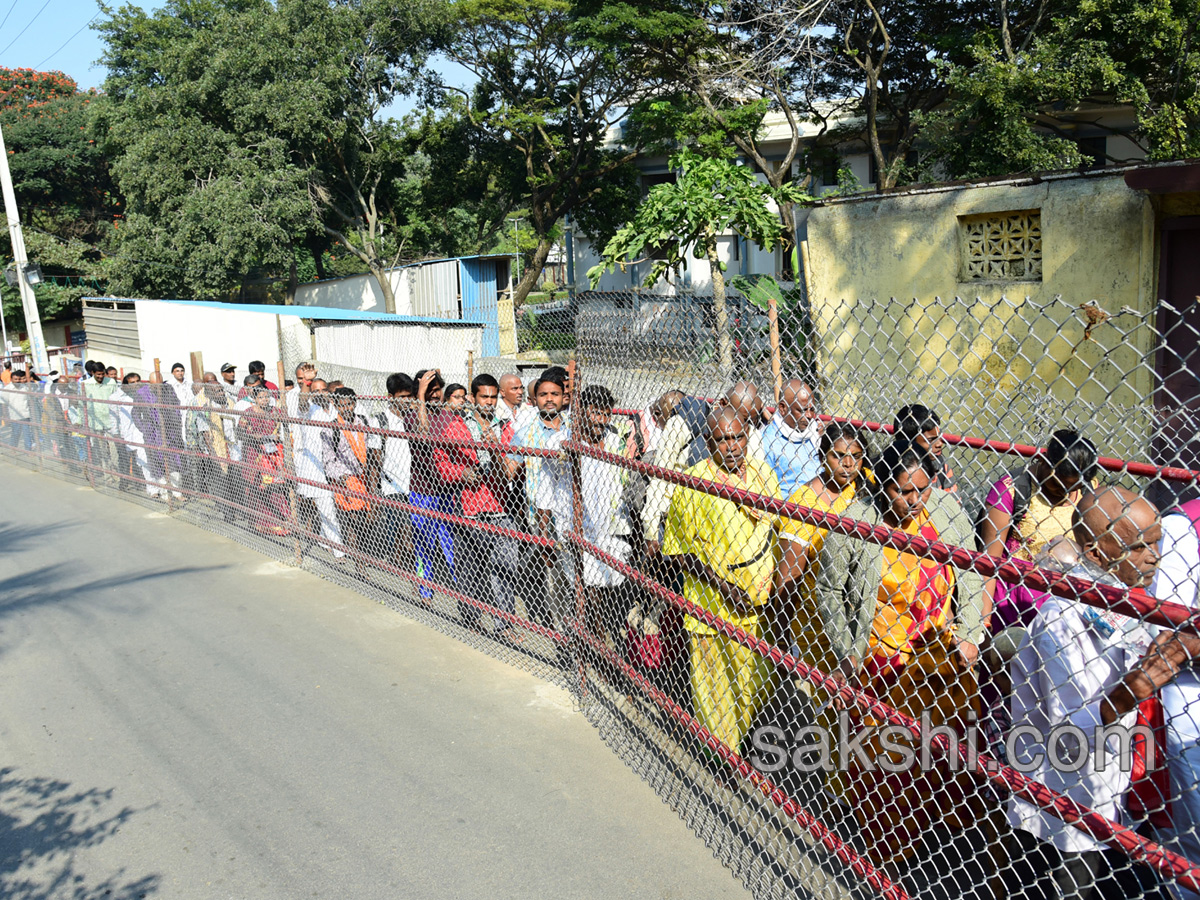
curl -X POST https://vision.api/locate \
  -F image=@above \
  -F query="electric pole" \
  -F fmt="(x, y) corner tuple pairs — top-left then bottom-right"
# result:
(0, 123), (49, 374)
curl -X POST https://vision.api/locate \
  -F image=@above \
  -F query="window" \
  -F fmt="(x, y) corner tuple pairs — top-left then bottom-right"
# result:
(1077, 136), (1106, 170)
(640, 172), (675, 194)
(959, 210), (1043, 282)
(823, 158), (840, 187)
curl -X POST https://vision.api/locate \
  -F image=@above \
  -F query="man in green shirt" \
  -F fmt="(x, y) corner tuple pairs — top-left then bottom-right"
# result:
(82, 360), (121, 485)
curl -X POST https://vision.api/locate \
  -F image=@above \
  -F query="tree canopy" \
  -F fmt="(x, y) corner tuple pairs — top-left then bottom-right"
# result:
(0, 68), (117, 322)
(96, 0), (451, 308)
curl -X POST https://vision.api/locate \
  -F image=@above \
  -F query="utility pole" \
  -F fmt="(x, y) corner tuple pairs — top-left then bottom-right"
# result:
(0, 124), (48, 374)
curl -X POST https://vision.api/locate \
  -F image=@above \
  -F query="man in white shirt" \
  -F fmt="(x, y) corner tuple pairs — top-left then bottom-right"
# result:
(376, 372), (415, 570)
(113, 373), (157, 495)
(219, 362), (239, 402)
(639, 389), (684, 459)
(1009, 486), (1200, 899)
(167, 362), (192, 409)
(508, 370), (568, 630)
(1150, 500), (1200, 898)
(537, 383), (633, 645)
(283, 360), (316, 427)
(496, 373), (533, 430)
(759, 379), (822, 500)
(3, 369), (33, 451)
(293, 379), (345, 559)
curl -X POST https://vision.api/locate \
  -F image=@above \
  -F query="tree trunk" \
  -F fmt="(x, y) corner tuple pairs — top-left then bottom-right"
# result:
(285, 249), (298, 306)
(865, 78), (892, 191)
(705, 231), (733, 380)
(370, 264), (397, 314)
(308, 237), (328, 281)
(778, 198), (798, 281)
(512, 236), (554, 308)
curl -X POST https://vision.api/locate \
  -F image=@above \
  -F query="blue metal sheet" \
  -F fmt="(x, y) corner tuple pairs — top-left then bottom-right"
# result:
(459, 258), (500, 355)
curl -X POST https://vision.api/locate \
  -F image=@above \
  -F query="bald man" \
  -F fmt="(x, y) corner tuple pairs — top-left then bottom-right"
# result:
(1009, 486), (1198, 899)
(662, 405), (781, 751)
(497, 373), (534, 431)
(760, 379), (822, 499)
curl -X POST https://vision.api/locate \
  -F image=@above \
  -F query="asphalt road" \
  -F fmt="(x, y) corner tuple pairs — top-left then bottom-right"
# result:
(0, 461), (751, 900)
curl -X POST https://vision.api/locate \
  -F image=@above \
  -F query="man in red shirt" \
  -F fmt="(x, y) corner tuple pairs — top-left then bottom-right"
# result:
(433, 374), (522, 642)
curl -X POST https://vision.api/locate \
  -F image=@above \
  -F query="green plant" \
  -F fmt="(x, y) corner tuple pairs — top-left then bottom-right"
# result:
(729, 273), (814, 378)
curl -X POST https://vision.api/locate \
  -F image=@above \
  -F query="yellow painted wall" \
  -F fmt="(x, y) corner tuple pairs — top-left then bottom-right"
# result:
(800, 171), (1160, 466)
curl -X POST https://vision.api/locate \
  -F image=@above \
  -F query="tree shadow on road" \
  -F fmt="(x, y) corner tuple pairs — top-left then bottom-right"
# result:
(0, 766), (160, 900)
(0, 564), (229, 620)
(0, 523), (72, 557)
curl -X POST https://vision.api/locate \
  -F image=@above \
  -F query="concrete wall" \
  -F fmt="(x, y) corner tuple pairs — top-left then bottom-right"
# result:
(116, 302), (290, 380)
(294, 273), (387, 313)
(799, 170), (1159, 461)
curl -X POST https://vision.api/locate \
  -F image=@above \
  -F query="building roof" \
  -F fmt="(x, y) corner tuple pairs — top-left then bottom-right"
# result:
(295, 253), (515, 287)
(82, 297), (483, 327)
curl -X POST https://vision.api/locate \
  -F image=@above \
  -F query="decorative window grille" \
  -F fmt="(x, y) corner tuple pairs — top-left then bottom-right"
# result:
(960, 210), (1042, 282)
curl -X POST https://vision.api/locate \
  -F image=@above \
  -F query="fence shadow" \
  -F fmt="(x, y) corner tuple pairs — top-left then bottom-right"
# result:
(579, 669), (869, 900)
(0, 766), (160, 900)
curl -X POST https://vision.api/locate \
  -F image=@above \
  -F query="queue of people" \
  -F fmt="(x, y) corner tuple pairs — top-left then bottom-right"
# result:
(3, 358), (1199, 900)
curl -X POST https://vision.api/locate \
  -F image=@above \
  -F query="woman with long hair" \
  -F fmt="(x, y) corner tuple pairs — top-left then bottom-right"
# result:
(773, 422), (872, 664)
(977, 428), (1099, 630)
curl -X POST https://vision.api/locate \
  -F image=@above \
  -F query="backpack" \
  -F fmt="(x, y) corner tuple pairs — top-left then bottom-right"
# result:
(965, 466), (1034, 551)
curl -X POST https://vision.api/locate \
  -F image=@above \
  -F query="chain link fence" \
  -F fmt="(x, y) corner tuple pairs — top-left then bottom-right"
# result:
(2, 287), (1199, 900)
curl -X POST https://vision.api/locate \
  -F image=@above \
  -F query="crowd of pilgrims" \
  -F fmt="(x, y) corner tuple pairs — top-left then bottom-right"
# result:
(4, 354), (1200, 900)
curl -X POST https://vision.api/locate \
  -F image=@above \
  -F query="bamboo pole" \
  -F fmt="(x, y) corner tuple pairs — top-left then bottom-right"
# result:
(278, 359), (303, 567)
(768, 296), (782, 407)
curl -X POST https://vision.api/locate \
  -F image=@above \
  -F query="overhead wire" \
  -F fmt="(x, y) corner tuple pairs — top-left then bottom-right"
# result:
(0, 0), (19, 31)
(34, 12), (100, 70)
(0, 0), (55, 58)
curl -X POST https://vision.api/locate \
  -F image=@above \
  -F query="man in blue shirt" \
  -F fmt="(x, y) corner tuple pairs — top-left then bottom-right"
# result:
(760, 379), (822, 499)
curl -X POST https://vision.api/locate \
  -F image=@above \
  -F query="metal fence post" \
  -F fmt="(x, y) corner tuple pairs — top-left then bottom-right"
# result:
(81, 391), (95, 490)
(569, 441), (587, 696)
(277, 361), (304, 566)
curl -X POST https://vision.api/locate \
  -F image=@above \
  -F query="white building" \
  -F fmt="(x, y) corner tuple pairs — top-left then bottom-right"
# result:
(82, 298), (485, 392)
(293, 254), (518, 357)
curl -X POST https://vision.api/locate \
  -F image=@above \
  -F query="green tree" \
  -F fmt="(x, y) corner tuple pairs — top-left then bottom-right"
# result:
(0, 68), (117, 235)
(0, 68), (119, 322)
(97, 0), (447, 308)
(588, 148), (809, 377)
(445, 0), (684, 307)
(925, 0), (1200, 175)
(810, 0), (994, 190)
(591, 0), (828, 275)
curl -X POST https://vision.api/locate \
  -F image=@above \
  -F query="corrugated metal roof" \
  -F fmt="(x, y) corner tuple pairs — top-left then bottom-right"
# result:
(82, 297), (484, 327)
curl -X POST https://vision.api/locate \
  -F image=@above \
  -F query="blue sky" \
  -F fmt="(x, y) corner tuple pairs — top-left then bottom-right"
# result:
(0, 0), (124, 90)
(0, 0), (468, 119)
